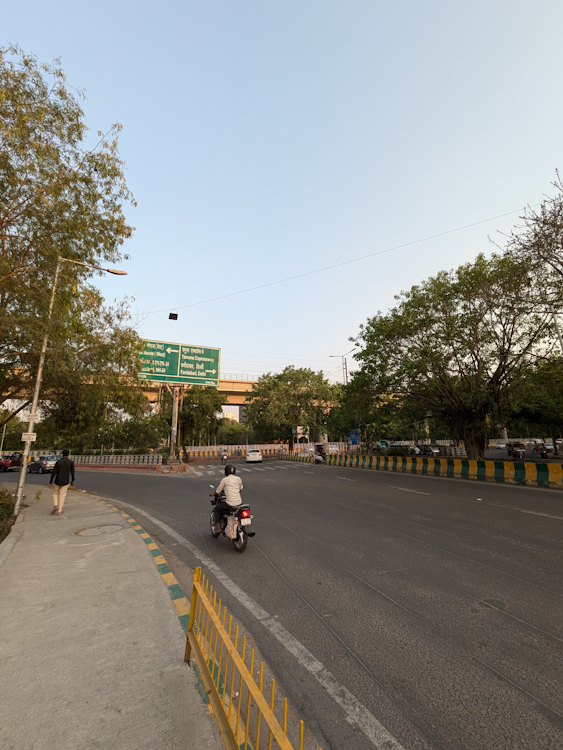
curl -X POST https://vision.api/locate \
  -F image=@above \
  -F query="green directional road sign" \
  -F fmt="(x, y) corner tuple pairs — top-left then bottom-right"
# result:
(139, 339), (220, 387)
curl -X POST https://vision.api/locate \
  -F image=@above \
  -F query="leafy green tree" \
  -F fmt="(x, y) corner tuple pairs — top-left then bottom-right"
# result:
(0, 408), (26, 451)
(96, 414), (169, 453)
(178, 386), (225, 447)
(216, 420), (255, 446)
(0, 45), (138, 413)
(506, 358), (563, 446)
(245, 367), (335, 448)
(353, 253), (560, 459)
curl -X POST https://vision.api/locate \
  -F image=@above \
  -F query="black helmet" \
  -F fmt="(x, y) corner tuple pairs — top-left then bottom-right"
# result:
(225, 464), (236, 476)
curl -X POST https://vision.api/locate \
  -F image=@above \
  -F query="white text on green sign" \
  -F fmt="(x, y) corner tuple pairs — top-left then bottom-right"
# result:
(139, 340), (220, 387)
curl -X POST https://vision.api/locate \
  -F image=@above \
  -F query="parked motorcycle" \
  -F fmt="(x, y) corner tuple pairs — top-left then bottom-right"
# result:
(209, 486), (255, 552)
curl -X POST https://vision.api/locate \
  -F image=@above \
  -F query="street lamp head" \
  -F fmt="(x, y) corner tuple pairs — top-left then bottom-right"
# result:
(106, 269), (128, 275)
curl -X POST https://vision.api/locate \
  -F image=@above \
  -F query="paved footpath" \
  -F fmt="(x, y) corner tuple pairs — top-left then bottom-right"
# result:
(0, 483), (223, 750)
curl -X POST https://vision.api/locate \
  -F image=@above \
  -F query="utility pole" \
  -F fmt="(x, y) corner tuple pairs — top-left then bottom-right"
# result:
(330, 348), (356, 385)
(13, 257), (127, 516)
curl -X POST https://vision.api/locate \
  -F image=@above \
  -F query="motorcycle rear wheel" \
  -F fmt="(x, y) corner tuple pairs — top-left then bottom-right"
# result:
(232, 529), (247, 552)
(210, 511), (221, 538)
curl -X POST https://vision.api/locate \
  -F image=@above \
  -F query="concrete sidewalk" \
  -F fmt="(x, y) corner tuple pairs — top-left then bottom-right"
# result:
(0, 484), (223, 750)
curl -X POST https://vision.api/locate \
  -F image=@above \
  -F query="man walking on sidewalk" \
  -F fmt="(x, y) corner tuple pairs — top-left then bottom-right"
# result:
(49, 450), (75, 516)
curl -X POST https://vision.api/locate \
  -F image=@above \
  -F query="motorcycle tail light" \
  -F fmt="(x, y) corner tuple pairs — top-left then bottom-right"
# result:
(241, 509), (250, 518)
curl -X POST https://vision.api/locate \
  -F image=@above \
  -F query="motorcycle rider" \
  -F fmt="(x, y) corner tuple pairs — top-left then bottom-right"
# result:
(221, 449), (228, 465)
(211, 464), (243, 533)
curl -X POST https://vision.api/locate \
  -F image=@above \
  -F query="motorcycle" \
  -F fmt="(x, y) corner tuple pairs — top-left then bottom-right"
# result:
(209, 485), (255, 552)
(221, 454), (228, 466)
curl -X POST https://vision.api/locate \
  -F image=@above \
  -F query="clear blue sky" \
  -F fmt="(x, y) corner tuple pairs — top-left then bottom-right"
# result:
(5, 1), (563, 383)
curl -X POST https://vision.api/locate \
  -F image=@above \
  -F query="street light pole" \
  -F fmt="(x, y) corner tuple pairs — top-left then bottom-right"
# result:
(13, 257), (127, 516)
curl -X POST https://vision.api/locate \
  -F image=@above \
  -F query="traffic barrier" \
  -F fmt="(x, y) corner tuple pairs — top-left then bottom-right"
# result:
(279, 453), (563, 488)
(184, 446), (283, 460)
(185, 567), (322, 750)
(71, 453), (162, 466)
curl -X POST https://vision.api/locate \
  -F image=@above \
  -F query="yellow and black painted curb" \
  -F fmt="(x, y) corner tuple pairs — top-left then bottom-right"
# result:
(280, 453), (563, 488)
(98, 501), (192, 630)
(98, 501), (215, 709)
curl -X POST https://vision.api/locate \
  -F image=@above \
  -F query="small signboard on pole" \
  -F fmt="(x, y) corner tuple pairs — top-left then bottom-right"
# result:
(21, 433), (37, 442)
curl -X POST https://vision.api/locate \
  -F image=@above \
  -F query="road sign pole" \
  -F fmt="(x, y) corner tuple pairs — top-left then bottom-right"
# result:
(169, 387), (179, 461)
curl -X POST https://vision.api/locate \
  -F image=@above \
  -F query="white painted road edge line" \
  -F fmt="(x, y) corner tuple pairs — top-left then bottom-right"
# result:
(115, 500), (406, 750)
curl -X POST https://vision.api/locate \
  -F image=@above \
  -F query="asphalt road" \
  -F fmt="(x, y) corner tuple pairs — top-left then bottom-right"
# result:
(9, 461), (563, 750)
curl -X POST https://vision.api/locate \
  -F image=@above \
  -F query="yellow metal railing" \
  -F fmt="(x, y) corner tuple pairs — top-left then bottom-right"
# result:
(184, 567), (321, 750)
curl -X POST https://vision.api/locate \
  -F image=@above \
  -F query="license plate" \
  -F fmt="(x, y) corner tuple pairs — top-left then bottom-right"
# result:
(241, 518), (252, 526)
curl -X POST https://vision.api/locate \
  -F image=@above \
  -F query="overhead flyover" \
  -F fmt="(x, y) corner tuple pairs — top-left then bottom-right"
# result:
(141, 378), (257, 406)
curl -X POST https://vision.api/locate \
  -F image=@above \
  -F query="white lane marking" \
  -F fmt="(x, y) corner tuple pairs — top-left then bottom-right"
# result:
(264, 467), (277, 471)
(239, 468), (252, 472)
(303, 471), (315, 475)
(390, 486), (431, 496)
(489, 503), (563, 520)
(520, 510), (563, 520)
(337, 476), (355, 482)
(254, 468), (266, 472)
(206, 471), (216, 475)
(117, 501), (405, 750)
(193, 471), (203, 476)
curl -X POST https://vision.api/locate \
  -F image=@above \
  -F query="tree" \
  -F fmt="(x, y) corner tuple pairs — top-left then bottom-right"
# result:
(504, 173), (563, 283)
(216, 420), (255, 446)
(96, 414), (169, 454)
(178, 387), (225, 448)
(0, 46), (138, 412)
(245, 367), (335, 447)
(0, 408), (26, 451)
(352, 253), (560, 459)
(506, 358), (563, 447)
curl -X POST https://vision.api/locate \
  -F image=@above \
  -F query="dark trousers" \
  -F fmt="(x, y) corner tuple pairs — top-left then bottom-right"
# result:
(214, 500), (231, 524)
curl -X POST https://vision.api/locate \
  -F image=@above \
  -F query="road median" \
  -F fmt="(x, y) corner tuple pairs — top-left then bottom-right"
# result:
(281, 453), (563, 489)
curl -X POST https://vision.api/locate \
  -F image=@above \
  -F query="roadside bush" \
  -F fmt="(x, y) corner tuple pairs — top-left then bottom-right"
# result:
(0, 485), (15, 544)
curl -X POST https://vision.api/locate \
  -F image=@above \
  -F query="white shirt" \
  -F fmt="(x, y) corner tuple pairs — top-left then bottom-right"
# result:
(216, 475), (243, 506)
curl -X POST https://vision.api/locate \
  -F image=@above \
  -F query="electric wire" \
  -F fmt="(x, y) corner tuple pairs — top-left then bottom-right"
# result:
(134, 204), (539, 317)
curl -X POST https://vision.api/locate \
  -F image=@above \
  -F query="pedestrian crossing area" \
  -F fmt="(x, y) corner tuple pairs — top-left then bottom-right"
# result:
(190, 462), (305, 478)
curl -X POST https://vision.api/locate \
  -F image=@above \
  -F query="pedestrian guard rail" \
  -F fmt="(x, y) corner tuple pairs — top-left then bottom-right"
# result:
(185, 567), (322, 750)
(71, 453), (162, 466)
(280, 452), (563, 488)
(185, 446), (284, 460)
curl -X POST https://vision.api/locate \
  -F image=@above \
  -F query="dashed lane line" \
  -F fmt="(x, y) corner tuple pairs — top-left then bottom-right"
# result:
(390, 486), (431, 496)
(520, 509), (563, 520)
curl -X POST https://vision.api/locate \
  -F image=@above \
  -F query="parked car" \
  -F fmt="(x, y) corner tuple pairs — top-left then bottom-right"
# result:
(1, 452), (24, 471)
(246, 449), (263, 464)
(496, 443), (507, 450)
(28, 455), (58, 474)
